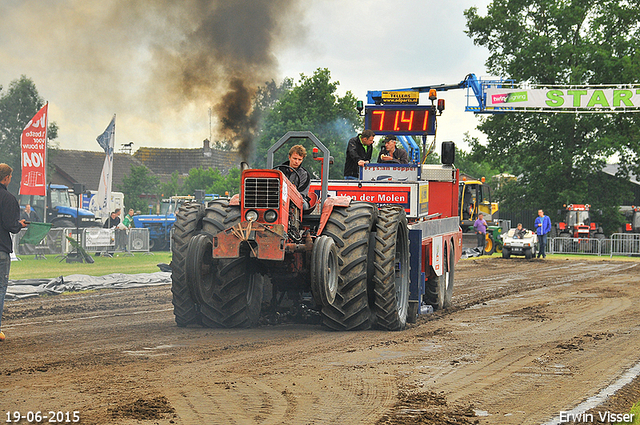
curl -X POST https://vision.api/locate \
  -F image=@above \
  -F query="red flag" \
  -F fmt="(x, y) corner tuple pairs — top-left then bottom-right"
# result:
(20, 103), (48, 196)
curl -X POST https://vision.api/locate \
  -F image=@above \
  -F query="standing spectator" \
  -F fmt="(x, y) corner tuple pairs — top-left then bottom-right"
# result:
(20, 204), (39, 222)
(534, 209), (552, 259)
(122, 208), (135, 229)
(474, 212), (488, 254)
(103, 211), (121, 228)
(378, 135), (409, 164)
(343, 129), (375, 179)
(0, 164), (28, 342)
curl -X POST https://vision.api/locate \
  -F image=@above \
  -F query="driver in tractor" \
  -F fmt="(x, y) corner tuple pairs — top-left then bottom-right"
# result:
(278, 145), (312, 210)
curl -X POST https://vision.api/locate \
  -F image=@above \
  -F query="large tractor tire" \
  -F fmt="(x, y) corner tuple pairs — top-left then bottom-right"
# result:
(195, 200), (264, 328)
(310, 235), (339, 308)
(205, 257), (265, 328)
(170, 203), (205, 327)
(425, 240), (454, 311)
(202, 200), (242, 236)
(371, 206), (410, 331)
(484, 233), (496, 255)
(321, 202), (376, 331)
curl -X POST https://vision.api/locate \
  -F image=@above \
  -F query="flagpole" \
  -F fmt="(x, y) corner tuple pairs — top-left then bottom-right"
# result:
(44, 102), (49, 224)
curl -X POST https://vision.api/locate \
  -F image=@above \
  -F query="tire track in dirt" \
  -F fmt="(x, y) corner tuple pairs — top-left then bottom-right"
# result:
(159, 331), (398, 424)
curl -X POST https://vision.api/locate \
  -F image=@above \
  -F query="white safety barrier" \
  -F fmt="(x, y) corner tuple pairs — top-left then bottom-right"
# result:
(548, 235), (640, 256)
(11, 226), (150, 258)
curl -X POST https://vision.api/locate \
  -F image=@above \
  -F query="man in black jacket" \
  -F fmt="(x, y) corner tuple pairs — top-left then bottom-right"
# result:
(279, 145), (311, 210)
(0, 164), (28, 341)
(378, 135), (409, 164)
(344, 129), (375, 179)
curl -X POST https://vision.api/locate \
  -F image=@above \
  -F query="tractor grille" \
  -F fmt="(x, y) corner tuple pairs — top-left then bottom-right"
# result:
(244, 177), (280, 209)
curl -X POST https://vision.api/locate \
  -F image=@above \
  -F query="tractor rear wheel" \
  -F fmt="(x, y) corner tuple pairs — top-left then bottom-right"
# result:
(171, 203), (204, 327)
(371, 206), (410, 331)
(484, 234), (496, 255)
(321, 202), (376, 331)
(202, 200), (242, 235)
(425, 240), (454, 311)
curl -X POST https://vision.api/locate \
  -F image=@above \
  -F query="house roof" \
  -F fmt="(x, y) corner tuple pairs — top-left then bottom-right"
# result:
(602, 164), (639, 185)
(48, 149), (149, 191)
(133, 140), (240, 179)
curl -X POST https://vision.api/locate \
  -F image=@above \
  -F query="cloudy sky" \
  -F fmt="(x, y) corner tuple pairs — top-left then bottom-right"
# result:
(0, 0), (492, 156)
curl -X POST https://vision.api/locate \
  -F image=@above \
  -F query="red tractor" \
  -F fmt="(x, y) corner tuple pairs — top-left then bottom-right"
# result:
(170, 131), (461, 331)
(623, 206), (640, 234)
(556, 204), (605, 240)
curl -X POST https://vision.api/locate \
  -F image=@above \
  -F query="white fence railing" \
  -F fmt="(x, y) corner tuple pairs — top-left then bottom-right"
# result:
(548, 233), (640, 257)
(11, 227), (150, 257)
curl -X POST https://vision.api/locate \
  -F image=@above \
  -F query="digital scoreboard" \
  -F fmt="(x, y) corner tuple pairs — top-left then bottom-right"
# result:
(364, 105), (437, 136)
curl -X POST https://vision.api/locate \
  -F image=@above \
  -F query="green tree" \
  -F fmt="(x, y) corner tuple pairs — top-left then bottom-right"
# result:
(160, 170), (181, 197)
(117, 165), (160, 213)
(465, 1), (640, 226)
(0, 76), (58, 193)
(254, 68), (362, 179)
(181, 166), (241, 197)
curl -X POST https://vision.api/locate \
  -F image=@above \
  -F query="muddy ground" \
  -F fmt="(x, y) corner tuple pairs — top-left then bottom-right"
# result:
(2, 257), (640, 425)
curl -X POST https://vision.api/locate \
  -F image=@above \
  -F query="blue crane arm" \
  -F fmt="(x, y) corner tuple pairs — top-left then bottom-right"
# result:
(366, 73), (513, 113)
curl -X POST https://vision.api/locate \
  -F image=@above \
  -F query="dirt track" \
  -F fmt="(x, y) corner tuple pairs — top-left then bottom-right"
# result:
(2, 257), (640, 424)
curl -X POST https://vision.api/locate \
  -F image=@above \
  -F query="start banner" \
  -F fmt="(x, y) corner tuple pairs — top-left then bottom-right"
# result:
(20, 103), (48, 196)
(485, 87), (640, 111)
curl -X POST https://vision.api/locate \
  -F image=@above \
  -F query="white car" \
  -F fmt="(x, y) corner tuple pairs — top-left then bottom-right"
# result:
(501, 228), (538, 259)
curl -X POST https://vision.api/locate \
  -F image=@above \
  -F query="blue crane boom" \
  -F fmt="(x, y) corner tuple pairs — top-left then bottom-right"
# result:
(366, 73), (515, 113)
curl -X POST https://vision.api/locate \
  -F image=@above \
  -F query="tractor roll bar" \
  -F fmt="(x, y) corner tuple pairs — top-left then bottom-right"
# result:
(266, 131), (330, 213)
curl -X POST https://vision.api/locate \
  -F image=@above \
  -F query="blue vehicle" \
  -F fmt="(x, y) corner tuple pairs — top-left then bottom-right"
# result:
(19, 184), (100, 228)
(133, 196), (190, 251)
(133, 194), (223, 251)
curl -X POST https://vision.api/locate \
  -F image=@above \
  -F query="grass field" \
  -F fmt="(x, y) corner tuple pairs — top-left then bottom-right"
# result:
(9, 251), (173, 280)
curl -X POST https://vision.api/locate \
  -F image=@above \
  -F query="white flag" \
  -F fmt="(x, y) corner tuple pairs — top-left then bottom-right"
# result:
(89, 115), (115, 220)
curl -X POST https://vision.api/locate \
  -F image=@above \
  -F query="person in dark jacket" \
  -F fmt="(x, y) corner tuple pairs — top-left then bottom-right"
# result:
(343, 129), (375, 179)
(20, 204), (39, 222)
(279, 145), (311, 210)
(377, 135), (409, 164)
(0, 163), (28, 341)
(103, 211), (121, 228)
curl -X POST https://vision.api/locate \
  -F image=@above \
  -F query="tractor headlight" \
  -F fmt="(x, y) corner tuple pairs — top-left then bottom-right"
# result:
(245, 210), (259, 222)
(264, 209), (278, 223)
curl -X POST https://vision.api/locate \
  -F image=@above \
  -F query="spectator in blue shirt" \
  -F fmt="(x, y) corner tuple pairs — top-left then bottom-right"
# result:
(474, 212), (488, 254)
(534, 209), (552, 258)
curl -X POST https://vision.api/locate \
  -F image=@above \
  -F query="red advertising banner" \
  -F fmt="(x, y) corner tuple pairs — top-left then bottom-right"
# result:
(20, 103), (48, 196)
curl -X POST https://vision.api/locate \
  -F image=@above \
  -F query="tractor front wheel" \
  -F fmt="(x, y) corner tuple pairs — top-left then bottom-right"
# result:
(321, 202), (376, 331)
(206, 258), (264, 328)
(310, 235), (339, 308)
